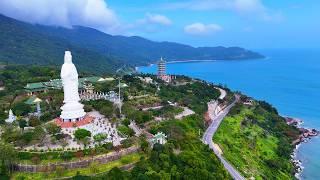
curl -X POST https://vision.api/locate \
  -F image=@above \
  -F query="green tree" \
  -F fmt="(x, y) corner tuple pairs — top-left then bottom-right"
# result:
(40, 112), (53, 122)
(12, 102), (31, 116)
(28, 116), (41, 127)
(0, 142), (17, 175)
(107, 167), (126, 180)
(121, 138), (133, 148)
(117, 125), (134, 137)
(93, 133), (106, 145)
(0, 110), (6, 124)
(1, 126), (21, 144)
(18, 119), (28, 131)
(139, 136), (149, 153)
(74, 129), (91, 148)
(100, 106), (114, 118)
(33, 126), (45, 141)
(21, 132), (34, 145)
(45, 122), (61, 136)
(74, 129), (91, 140)
(102, 142), (113, 150)
(81, 137), (90, 148)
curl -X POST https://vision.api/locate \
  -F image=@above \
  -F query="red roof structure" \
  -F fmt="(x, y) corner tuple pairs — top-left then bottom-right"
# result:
(55, 115), (94, 128)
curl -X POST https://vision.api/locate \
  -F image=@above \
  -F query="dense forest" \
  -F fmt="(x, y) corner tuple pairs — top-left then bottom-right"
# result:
(0, 14), (264, 74)
(0, 15), (122, 74)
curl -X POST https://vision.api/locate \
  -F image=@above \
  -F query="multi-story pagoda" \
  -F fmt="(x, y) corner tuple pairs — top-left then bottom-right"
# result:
(157, 57), (174, 83)
(157, 57), (166, 77)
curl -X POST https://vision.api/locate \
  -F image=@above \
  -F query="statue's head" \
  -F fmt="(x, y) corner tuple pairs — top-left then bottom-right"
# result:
(64, 51), (72, 64)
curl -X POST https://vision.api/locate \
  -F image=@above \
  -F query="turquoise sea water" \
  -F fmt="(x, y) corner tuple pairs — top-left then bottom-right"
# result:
(138, 49), (320, 179)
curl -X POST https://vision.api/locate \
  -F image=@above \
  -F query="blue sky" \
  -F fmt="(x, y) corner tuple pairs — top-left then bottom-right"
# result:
(107, 0), (320, 49)
(0, 0), (319, 49)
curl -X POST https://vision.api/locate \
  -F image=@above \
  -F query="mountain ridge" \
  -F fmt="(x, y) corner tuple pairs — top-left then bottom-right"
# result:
(0, 14), (264, 73)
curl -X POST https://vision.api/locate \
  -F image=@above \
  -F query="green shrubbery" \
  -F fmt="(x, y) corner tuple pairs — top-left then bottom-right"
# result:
(214, 101), (300, 179)
(12, 102), (32, 116)
(149, 105), (184, 119)
(122, 104), (153, 124)
(117, 125), (134, 137)
(84, 100), (116, 118)
(0, 142), (17, 176)
(159, 81), (220, 114)
(16, 143), (117, 163)
(94, 114), (230, 179)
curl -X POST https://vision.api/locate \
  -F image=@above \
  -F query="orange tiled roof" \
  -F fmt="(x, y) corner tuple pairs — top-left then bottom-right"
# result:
(55, 115), (94, 128)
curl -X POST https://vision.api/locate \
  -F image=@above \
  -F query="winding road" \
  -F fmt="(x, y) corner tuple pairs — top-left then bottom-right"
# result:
(202, 94), (245, 180)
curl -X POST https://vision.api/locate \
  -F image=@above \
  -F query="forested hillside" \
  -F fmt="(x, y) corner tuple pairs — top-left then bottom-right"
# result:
(0, 14), (122, 74)
(214, 99), (300, 179)
(39, 25), (264, 65)
(0, 14), (264, 73)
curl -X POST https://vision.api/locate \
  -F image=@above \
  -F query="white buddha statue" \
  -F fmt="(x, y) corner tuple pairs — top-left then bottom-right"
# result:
(60, 51), (86, 121)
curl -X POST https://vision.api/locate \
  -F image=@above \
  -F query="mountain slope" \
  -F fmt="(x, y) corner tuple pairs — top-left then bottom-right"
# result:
(0, 14), (264, 73)
(39, 25), (264, 65)
(0, 14), (122, 74)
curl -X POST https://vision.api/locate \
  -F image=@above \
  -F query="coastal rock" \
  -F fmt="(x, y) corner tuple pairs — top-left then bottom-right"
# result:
(284, 117), (319, 145)
(284, 117), (303, 126)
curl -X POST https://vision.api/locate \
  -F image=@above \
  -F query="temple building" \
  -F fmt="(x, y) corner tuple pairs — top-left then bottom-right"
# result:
(25, 76), (113, 96)
(25, 82), (48, 96)
(82, 83), (95, 94)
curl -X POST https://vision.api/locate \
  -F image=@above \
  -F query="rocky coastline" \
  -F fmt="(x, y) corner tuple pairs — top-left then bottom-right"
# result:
(291, 144), (303, 179)
(285, 117), (319, 178)
(285, 117), (319, 145)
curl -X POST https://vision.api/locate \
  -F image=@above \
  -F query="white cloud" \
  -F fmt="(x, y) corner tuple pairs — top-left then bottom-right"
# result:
(0, 0), (120, 34)
(184, 23), (222, 35)
(145, 13), (172, 26)
(123, 13), (172, 34)
(137, 13), (172, 26)
(162, 0), (282, 22)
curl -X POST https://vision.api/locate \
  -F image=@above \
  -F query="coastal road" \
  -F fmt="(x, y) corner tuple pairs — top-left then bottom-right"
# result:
(215, 87), (227, 100)
(202, 95), (245, 180)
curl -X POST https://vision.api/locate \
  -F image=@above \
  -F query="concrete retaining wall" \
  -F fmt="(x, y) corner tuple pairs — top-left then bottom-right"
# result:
(14, 146), (139, 173)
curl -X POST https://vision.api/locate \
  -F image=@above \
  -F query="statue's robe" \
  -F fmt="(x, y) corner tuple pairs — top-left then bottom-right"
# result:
(60, 51), (85, 121)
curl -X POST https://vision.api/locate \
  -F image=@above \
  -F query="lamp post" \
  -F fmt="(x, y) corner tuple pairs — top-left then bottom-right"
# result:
(118, 77), (122, 116)
(116, 65), (130, 119)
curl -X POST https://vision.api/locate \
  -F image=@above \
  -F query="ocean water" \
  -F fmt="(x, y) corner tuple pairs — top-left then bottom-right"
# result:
(138, 49), (320, 179)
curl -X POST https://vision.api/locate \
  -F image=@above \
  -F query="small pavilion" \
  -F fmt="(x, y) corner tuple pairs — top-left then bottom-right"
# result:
(25, 96), (43, 117)
(151, 132), (167, 145)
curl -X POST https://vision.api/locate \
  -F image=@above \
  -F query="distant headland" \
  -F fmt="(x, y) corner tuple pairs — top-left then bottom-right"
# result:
(0, 14), (264, 74)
